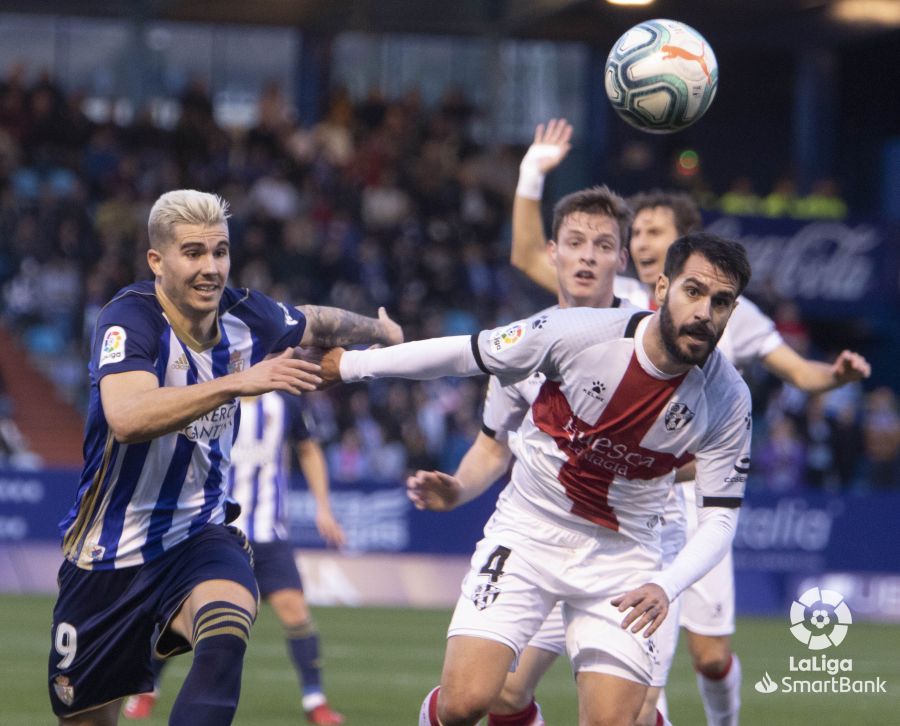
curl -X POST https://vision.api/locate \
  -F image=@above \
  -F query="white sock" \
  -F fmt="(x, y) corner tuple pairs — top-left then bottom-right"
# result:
(696, 653), (741, 726)
(419, 686), (442, 726)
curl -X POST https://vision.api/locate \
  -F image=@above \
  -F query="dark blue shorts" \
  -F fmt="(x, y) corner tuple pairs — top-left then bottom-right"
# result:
(48, 523), (258, 718)
(251, 539), (304, 598)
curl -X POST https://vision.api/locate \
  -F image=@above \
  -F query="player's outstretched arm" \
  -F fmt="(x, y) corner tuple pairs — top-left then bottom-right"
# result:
(762, 344), (870, 394)
(319, 311), (561, 387)
(297, 438), (346, 547)
(101, 350), (322, 444)
(318, 335), (483, 387)
(407, 432), (512, 511)
(510, 119), (571, 295)
(298, 305), (403, 348)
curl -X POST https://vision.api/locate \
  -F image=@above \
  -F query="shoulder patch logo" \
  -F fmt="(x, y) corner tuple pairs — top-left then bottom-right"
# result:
(491, 323), (525, 353)
(98, 326), (127, 368)
(664, 401), (695, 431)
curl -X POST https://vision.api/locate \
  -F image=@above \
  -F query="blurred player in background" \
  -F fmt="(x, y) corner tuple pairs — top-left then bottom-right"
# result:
(123, 390), (346, 725)
(321, 232), (755, 726)
(511, 122), (871, 726)
(407, 155), (648, 726)
(49, 189), (401, 726)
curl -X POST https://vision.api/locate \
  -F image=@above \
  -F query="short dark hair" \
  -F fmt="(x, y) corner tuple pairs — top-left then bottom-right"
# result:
(629, 190), (702, 236)
(551, 185), (632, 248)
(663, 232), (751, 295)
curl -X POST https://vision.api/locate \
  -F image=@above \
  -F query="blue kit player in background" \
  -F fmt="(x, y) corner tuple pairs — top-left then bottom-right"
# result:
(49, 189), (402, 726)
(229, 391), (347, 724)
(123, 390), (347, 724)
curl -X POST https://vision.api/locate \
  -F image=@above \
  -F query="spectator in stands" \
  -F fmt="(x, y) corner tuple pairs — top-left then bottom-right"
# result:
(757, 416), (807, 493)
(862, 388), (900, 489)
(719, 176), (761, 216)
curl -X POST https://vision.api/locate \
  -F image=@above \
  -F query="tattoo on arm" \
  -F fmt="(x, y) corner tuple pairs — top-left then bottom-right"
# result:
(299, 305), (384, 347)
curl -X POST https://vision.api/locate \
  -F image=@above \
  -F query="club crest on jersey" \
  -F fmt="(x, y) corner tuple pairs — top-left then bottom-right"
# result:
(227, 350), (244, 373)
(53, 675), (75, 706)
(491, 323), (525, 352)
(98, 325), (126, 368)
(664, 402), (695, 431)
(88, 543), (106, 561)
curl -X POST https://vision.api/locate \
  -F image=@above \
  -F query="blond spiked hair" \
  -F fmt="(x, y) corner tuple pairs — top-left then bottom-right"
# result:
(148, 190), (231, 248)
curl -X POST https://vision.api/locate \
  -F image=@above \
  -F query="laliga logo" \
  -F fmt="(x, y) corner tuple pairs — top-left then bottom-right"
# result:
(789, 587), (852, 650)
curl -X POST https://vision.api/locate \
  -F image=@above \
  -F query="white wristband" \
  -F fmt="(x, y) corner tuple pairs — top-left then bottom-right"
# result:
(516, 166), (545, 200)
(516, 143), (560, 200)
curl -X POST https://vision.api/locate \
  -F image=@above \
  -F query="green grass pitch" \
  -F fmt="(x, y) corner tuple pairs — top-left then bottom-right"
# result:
(4, 594), (898, 724)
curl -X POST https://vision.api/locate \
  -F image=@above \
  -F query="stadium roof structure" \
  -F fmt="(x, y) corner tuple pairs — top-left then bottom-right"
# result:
(1, 0), (897, 47)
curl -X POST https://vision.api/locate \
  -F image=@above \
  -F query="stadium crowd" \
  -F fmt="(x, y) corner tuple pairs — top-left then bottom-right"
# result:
(0, 68), (896, 489)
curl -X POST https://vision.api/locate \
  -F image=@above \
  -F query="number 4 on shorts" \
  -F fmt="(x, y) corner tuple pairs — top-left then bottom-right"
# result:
(479, 545), (511, 582)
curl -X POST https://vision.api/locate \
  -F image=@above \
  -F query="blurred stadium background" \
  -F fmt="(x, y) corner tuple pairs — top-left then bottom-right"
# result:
(0, 0), (898, 722)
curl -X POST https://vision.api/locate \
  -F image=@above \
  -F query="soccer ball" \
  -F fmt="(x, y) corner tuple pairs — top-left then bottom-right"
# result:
(604, 19), (718, 134)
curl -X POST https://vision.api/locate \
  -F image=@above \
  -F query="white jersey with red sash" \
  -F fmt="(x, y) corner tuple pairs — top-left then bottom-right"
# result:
(472, 306), (751, 552)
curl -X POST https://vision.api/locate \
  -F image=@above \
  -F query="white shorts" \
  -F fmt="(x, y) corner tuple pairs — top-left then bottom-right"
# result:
(524, 597), (681, 688)
(448, 505), (663, 686)
(527, 603), (566, 656)
(677, 484), (736, 636)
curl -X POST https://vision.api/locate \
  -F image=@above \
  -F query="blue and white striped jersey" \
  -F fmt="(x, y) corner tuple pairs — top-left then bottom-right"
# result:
(60, 280), (307, 570)
(227, 392), (312, 544)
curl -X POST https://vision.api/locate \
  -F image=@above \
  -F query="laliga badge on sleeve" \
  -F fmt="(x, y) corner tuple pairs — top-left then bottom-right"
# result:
(490, 323), (526, 353)
(99, 326), (127, 368)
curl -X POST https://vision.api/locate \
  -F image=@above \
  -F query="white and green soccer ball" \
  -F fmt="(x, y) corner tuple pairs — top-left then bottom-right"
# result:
(605, 18), (719, 133)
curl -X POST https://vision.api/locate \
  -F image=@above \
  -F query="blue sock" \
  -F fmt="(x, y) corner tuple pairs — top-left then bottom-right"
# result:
(169, 601), (253, 726)
(285, 619), (323, 698)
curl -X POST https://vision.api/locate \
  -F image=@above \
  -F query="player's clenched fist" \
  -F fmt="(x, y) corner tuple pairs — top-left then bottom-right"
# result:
(317, 347), (346, 388)
(406, 470), (463, 512)
(831, 349), (870, 385)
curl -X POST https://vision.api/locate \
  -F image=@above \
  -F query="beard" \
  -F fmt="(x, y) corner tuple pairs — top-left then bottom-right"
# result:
(659, 298), (721, 366)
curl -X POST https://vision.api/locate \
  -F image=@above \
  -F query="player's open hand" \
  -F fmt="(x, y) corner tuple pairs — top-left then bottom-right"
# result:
(611, 583), (669, 638)
(237, 349), (322, 395)
(831, 349), (870, 385)
(317, 347), (346, 388)
(377, 307), (404, 346)
(316, 507), (346, 548)
(406, 469), (463, 512)
(521, 118), (573, 175)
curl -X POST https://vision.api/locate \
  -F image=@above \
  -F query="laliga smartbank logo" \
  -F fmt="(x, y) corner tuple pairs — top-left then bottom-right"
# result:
(754, 587), (887, 696)
(789, 586), (851, 650)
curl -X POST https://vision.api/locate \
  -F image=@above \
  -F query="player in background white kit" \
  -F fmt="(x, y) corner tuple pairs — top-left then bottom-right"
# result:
(320, 233), (754, 726)
(407, 182), (635, 726)
(511, 120), (871, 726)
